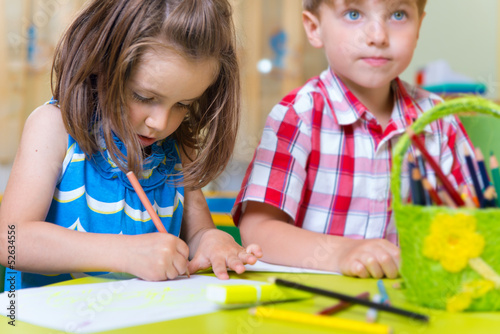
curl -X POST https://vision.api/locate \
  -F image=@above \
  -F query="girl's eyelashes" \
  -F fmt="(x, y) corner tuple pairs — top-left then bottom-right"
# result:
(132, 92), (155, 104)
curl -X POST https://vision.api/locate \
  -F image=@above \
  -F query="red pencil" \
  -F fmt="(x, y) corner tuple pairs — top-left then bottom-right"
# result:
(317, 292), (370, 315)
(406, 128), (465, 207)
(421, 178), (443, 206)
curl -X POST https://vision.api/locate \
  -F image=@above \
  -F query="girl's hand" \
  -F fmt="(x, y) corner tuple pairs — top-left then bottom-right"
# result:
(187, 229), (263, 280)
(337, 238), (400, 279)
(122, 233), (190, 281)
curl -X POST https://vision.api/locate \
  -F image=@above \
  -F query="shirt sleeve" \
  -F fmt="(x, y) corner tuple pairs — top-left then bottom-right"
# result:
(232, 96), (314, 225)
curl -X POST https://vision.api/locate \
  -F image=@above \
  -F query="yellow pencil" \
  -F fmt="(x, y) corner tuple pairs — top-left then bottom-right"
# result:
(250, 306), (392, 334)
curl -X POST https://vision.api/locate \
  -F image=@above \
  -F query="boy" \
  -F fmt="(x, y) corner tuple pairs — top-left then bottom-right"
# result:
(233, 0), (474, 278)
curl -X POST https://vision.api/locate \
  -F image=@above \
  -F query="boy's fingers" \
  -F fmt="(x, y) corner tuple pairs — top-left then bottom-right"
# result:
(238, 251), (258, 265)
(378, 253), (399, 279)
(350, 261), (369, 278)
(364, 256), (384, 278)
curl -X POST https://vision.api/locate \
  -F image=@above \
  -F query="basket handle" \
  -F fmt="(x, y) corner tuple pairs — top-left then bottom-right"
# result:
(391, 96), (500, 209)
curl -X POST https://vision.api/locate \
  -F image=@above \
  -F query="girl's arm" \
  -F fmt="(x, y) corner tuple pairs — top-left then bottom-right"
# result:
(239, 201), (400, 279)
(181, 186), (262, 279)
(0, 105), (189, 281)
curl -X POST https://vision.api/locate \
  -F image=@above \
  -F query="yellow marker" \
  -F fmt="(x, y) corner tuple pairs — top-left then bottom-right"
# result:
(250, 306), (392, 334)
(206, 283), (312, 306)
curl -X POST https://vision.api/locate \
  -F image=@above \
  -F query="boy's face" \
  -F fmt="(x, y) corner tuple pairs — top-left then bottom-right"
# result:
(303, 0), (424, 93)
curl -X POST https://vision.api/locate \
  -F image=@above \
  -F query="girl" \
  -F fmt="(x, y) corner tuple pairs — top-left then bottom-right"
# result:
(0, 0), (261, 288)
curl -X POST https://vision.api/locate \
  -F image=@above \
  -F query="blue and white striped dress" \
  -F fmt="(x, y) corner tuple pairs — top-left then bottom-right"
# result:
(19, 113), (184, 288)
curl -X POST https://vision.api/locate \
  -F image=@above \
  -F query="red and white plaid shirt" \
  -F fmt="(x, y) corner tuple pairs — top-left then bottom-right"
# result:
(233, 69), (474, 244)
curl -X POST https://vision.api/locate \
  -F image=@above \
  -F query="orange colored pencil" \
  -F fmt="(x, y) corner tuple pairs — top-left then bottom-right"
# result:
(127, 171), (190, 278)
(421, 178), (442, 205)
(127, 171), (167, 233)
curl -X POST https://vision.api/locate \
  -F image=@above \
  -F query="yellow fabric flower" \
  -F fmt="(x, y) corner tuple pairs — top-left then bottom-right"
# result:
(462, 280), (495, 298)
(447, 292), (472, 312)
(422, 213), (485, 272)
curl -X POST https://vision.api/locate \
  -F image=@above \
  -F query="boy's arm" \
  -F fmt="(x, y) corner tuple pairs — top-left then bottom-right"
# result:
(239, 201), (400, 278)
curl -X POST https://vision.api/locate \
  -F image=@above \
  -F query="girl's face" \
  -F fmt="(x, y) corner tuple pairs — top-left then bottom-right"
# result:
(126, 48), (218, 147)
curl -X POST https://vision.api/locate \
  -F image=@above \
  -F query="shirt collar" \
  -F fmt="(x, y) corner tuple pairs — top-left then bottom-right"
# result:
(319, 68), (433, 135)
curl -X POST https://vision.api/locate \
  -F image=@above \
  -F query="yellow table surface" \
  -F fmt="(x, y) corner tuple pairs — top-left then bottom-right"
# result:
(1, 272), (499, 333)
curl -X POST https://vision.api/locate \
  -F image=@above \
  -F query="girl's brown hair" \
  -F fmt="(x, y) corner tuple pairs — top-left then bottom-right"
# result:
(52, 0), (240, 189)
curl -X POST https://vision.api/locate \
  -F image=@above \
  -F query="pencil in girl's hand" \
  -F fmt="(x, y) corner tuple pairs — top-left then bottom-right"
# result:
(406, 128), (465, 207)
(269, 277), (429, 322)
(126, 171), (167, 233)
(490, 152), (500, 207)
(127, 171), (191, 278)
(463, 145), (485, 208)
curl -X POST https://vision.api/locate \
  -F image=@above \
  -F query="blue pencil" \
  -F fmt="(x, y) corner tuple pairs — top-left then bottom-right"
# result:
(377, 280), (390, 305)
(463, 145), (485, 207)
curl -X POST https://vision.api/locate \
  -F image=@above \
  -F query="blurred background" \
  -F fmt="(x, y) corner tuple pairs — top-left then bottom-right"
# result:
(0, 0), (499, 195)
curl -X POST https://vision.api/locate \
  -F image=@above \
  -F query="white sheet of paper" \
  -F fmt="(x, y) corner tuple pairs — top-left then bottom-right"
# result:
(0, 275), (264, 333)
(244, 260), (340, 275)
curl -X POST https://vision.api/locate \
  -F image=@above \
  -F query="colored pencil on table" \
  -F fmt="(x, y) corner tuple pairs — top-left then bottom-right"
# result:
(463, 145), (485, 208)
(406, 128), (464, 207)
(317, 292), (370, 315)
(377, 280), (391, 306)
(250, 306), (392, 334)
(269, 277), (429, 322)
(490, 153), (500, 207)
(475, 148), (491, 189)
(366, 294), (382, 323)
(127, 171), (190, 277)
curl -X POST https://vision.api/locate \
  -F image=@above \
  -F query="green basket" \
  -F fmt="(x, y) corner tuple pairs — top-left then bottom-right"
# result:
(391, 96), (500, 312)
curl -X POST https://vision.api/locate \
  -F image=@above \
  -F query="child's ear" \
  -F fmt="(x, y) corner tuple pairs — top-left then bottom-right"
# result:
(302, 11), (323, 49)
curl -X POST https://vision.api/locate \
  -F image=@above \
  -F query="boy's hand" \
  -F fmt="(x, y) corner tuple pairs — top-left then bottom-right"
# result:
(337, 238), (400, 279)
(187, 229), (263, 279)
(123, 233), (190, 281)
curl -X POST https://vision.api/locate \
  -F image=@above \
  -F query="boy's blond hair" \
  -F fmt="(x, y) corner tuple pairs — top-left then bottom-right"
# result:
(303, 0), (427, 16)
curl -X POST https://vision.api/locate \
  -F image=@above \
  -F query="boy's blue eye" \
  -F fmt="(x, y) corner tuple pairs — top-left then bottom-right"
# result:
(392, 11), (406, 21)
(346, 10), (360, 21)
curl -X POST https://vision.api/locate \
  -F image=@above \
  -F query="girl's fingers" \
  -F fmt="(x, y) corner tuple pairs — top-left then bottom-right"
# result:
(210, 257), (230, 280)
(245, 244), (263, 258)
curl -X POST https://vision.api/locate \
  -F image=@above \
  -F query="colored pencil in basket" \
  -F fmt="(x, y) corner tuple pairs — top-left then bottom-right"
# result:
(269, 277), (429, 322)
(463, 145), (485, 208)
(406, 128), (465, 207)
(483, 186), (497, 208)
(415, 152), (432, 205)
(490, 152), (500, 207)
(411, 166), (426, 206)
(475, 148), (491, 189)
(421, 177), (443, 206)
